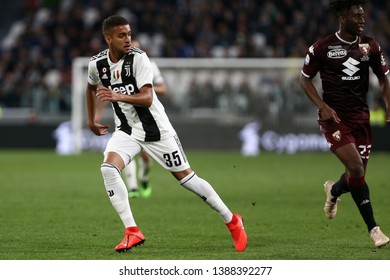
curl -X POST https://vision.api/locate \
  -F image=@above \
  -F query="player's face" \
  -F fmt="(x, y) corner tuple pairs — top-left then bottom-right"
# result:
(106, 24), (132, 56)
(343, 5), (365, 36)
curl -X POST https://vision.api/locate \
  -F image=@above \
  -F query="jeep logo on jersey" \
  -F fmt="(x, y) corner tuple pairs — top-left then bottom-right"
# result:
(327, 49), (347, 59)
(342, 57), (360, 76)
(108, 84), (135, 95)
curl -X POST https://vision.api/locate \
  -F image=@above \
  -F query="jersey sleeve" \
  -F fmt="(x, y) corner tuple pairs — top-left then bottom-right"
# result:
(87, 59), (100, 85)
(301, 43), (321, 78)
(369, 40), (389, 78)
(133, 52), (154, 89)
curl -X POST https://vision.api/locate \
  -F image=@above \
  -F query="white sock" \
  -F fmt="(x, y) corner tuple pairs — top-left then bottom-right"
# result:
(122, 160), (138, 191)
(101, 163), (136, 228)
(180, 172), (233, 223)
(138, 156), (151, 183)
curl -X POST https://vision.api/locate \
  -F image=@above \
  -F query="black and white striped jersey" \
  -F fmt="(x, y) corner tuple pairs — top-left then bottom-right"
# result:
(88, 47), (174, 141)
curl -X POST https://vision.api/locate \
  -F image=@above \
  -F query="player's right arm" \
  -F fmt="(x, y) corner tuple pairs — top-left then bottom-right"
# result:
(86, 55), (110, 136)
(299, 74), (340, 123)
(86, 82), (109, 136)
(300, 42), (340, 123)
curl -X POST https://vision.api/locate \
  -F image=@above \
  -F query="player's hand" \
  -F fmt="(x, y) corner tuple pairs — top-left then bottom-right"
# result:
(386, 109), (390, 123)
(320, 104), (341, 123)
(96, 85), (120, 102)
(88, 121), (110, 136)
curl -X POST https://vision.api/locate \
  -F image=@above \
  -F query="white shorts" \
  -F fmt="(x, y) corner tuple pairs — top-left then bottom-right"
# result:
(104, 130), (191, 172)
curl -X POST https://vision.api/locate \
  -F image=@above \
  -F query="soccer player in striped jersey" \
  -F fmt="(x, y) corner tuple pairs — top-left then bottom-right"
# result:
(300, 0), (390, 248)
(85, 15), (247, 252)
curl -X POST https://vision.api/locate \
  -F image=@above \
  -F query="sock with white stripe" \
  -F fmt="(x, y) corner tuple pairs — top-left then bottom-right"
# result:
(180, 172), (233, 223)
(101, 163), (136, 228)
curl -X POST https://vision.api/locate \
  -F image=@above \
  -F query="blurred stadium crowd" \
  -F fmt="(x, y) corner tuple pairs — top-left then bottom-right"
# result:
(0, 0), (389, 116)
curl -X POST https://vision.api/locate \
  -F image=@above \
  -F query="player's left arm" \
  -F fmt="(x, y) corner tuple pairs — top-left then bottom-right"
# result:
(371, 40), (390, 122)
(377, 75), (390, 122)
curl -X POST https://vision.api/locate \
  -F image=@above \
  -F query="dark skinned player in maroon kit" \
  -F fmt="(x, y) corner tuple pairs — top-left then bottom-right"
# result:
(300, 0), (390, 248)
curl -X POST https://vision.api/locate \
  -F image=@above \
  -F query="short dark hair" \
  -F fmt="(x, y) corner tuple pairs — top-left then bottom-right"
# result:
(102, 15), (129, 34)
(329, 0), (367, 16)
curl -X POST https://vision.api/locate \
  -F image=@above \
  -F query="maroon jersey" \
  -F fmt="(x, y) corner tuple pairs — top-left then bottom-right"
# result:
(301, 32), (389, 122)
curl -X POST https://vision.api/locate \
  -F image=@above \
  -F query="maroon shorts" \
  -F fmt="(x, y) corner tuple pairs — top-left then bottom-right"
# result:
(318, 120), (372, 161)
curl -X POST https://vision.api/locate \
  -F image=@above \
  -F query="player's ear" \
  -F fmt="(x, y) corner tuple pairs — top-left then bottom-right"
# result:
(104, 34), (111, 44)
(339, 14), (347, 24)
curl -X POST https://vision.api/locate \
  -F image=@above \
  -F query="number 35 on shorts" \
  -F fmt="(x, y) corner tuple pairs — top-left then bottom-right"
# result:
(163, 151), (183, 167)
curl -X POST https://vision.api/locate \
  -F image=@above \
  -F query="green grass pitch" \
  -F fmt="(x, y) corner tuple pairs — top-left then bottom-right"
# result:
(0, 149), (389, 260)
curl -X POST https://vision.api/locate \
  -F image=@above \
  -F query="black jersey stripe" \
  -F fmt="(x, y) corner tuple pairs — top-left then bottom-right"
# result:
(96, 58), (110, 87)
(113, 102), (132, 134)
(134, 106), (161, 141)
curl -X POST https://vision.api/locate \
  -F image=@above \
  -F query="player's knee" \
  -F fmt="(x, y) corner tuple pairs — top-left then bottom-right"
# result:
(347, 161), (365, 177)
